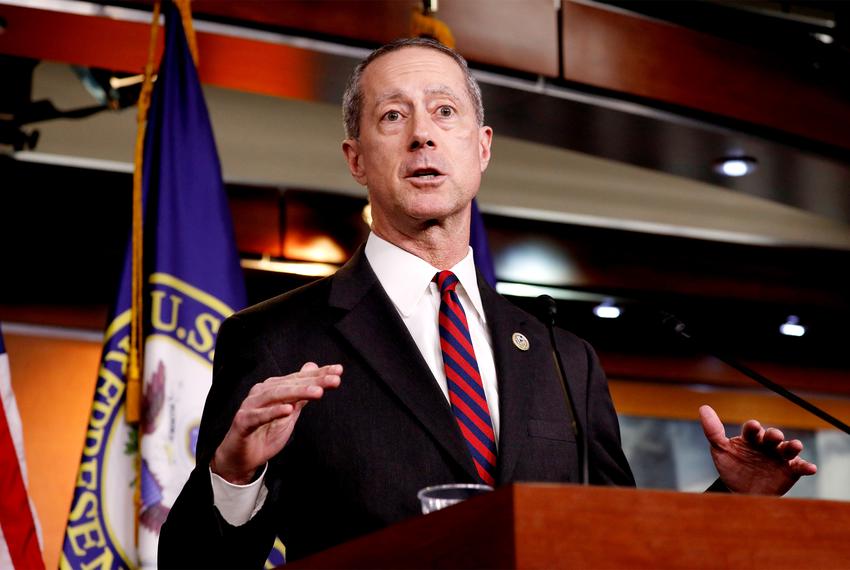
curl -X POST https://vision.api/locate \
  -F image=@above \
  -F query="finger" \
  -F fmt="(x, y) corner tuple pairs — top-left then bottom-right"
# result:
(252, 366), (343, 399)
(777, 440), (803, 461)
(741, 420), (764, 445)
(699, 405), (727, 447)
(762, 427), (786, 448)
(264, 371), (341, 392)
(233, 402), (296, 434)
(268, 382), (335, 404)
(789, 457), (818, 476)
(247, 381), (336, 410)
(263, 364), (344, 385)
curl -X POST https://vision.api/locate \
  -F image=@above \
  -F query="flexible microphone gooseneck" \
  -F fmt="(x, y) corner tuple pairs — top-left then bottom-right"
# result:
(660, 311), (850, 436)
(539, 295), (590, 485)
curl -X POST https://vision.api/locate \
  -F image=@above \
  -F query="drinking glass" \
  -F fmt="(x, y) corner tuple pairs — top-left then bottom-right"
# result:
(417, 483), (494, 514)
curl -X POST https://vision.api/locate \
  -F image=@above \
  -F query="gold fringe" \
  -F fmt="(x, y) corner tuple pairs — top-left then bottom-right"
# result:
(410, 8), (455, 48)
(128, 0), (161, 425)
(175, 0), (199, 65)
(129, 0), (161, 552)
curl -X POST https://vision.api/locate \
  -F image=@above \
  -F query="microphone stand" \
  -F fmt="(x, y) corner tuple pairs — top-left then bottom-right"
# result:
(540, 295), (590, 484)
(660, 311), (850, 436)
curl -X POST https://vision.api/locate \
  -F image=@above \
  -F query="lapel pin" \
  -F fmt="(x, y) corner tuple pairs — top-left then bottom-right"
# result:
(512, 332), (530, 351)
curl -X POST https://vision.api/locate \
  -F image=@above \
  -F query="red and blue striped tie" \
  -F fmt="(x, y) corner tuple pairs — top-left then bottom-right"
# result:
(436, 270), (497, 485)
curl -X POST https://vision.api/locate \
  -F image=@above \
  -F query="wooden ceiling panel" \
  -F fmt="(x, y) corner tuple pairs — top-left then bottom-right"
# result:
(184, 0), (559, 75)
(561, 1), (850, 151)
(438, 0), (558, 77)
(0, 4), (156, 74)
(0, 4), (333, 100)
(190, 0), (415, 45)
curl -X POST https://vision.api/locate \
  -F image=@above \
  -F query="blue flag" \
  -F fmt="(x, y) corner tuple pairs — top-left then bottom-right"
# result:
(470, 198), (496, 287)
(61, 4), (246, 568)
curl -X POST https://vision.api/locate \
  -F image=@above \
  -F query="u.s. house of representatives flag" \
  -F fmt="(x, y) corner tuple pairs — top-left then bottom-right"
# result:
(61, 4), (246, 568)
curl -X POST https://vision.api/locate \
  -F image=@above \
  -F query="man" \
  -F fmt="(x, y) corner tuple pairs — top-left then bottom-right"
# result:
(159, 38), (816, 568)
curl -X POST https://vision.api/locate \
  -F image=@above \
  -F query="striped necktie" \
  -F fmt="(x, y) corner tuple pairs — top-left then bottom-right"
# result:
(436, 270), (497, 485)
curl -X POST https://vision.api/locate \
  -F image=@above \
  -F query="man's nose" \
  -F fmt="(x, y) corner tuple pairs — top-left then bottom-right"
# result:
(409, 114), (435, 151)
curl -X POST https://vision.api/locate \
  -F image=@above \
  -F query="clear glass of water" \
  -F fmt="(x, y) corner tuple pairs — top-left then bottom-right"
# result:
(417, 483), (494, 514)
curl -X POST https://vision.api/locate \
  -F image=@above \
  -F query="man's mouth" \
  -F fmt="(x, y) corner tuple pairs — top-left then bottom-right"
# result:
(408, 168), (444, 180)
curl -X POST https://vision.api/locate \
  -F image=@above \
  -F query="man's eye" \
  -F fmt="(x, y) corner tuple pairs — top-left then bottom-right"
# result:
(438, 106), (454, 117)
(384, 110), (401, 121)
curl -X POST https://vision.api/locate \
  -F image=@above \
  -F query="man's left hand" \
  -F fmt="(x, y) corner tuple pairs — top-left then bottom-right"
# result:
(699, 404), (817, 495)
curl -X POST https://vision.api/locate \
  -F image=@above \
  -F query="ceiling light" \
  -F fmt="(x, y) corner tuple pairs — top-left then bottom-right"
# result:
(779, 315), (805, 337)
(240, 255), (338, 277)
(593, 299), (621, 319)
(499, 239), (576, 286)
(714, 156), (758, 177)
(812, 32), (834, 45)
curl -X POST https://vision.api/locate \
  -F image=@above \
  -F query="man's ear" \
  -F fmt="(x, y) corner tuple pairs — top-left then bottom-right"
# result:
(342, 139), (367, 186)
(478, 126), (493, 172)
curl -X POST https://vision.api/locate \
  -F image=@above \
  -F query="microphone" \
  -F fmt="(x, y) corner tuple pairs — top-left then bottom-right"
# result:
(538, 295), (590, 485)
(660, 311), (850, 436)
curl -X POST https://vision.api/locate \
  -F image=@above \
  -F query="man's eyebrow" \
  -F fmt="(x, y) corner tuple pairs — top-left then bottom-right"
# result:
(374, 90), (405, 106)
(424, 85), (463, 103)
(373, 86), (463, 107)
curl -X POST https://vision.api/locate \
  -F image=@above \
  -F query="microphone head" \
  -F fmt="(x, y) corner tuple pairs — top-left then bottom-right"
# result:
(659, 311), (690, 338)
(537, 295), (558, 326)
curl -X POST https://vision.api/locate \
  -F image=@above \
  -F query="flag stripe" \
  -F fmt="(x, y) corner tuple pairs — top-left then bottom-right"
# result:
(0, 392), (44, 570)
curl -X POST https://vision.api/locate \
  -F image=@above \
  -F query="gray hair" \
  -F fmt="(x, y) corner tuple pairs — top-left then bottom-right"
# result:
(342, 37), (484, 140)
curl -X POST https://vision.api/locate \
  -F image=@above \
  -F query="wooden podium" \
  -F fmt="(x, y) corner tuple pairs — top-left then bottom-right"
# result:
(289, 483), (850, 569)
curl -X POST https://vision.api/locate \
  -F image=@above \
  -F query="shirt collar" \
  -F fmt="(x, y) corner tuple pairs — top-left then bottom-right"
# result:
(364, 232), (487, 323)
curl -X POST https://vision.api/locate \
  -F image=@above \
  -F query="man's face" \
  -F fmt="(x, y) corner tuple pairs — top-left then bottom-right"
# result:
(342, 47), (492, 235)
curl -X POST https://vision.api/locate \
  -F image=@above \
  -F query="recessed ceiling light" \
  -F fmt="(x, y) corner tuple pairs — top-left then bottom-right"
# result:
(779, 315), (805, 337)
(714, 156), (758, 177)
(593, 299), (621, 319)
(812, 32), (834, 45)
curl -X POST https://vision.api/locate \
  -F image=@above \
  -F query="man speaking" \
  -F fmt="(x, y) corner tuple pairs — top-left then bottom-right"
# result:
(159, 38), (816, 568)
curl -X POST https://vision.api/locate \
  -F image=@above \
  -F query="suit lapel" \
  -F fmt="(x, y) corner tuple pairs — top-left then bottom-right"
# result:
(329, 249), (478, 481)
(478, 278), (545, 484)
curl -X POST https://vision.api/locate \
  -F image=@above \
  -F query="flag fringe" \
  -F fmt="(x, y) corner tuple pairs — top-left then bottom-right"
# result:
(129, 0), (161, 551)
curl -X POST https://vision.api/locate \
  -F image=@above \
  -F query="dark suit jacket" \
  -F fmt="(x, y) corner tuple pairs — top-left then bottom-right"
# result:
(159, 247), (634, 568)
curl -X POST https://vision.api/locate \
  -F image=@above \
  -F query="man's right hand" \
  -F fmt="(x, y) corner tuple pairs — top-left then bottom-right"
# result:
(211, 362), (343, 484)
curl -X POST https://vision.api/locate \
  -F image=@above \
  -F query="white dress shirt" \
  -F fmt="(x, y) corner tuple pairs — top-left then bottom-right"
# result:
(363, 232), (500, 442)
(210, 232), (499, 524)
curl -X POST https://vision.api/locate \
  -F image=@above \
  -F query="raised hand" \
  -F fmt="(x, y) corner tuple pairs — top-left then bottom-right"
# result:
(699, 404), (817, 495)
(211, 362), (342, 484)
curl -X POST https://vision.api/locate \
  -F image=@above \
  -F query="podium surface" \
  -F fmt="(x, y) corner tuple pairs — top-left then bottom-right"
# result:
(290, 483), (850, 569)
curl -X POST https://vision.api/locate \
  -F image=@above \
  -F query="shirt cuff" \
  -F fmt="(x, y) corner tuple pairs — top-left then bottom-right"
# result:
(209, 464), (269, 526)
